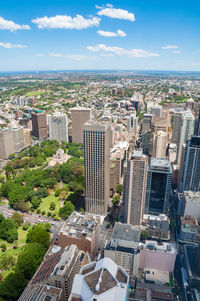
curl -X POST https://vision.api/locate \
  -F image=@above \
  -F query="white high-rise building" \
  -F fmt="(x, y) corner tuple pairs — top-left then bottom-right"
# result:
(83, 121), (111, 215)
(177, 110), (195, 165)
(12, 125), (25, 153)
(48, 112), (68, 143)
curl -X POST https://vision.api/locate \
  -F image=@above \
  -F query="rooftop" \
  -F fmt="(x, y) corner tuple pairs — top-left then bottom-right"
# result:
(59, 211), (101, 241)
(184, 191), (200, 202)
(139, 240), (177, 255)
(69, 258), (129, 301)
(150, 158), (172, 172)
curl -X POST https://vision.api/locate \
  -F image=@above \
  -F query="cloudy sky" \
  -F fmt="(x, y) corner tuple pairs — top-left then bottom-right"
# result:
(0, 0), (200, 71)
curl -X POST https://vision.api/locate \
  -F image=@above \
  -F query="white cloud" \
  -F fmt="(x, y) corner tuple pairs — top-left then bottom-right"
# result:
(162, 45), (179, 49)
(0, 42), (27, 48)
(49, 53), (62, 57)
(0, 16), (30, 31)
(37, 53), (44, 57)
(49, 53), (98, 61)
(172, 50), (181, 54)
(97, 29), (126, 37)
(87, 44), (159, 57)
(97, 4), (135, 21)
(32, 14), (100, 29)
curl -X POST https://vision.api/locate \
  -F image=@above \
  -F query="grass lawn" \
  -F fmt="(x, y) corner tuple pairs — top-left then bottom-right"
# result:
(1, 247), (24, 279)
(24, 91), (49, 97)
(39, 193), (60, 216)
(0, 200), (6, 206)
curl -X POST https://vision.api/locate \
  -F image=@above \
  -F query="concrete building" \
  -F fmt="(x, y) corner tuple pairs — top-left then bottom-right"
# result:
(141, 130), (152, 154)
(83, 121), (111, 215)
(145, 158), (172, 215)
(142, 214), (170, 240)
(181, 191), (200, 223)
(12, 125), (25, 152)
(69, 257), (129, 301)
(142, 114), (152, 134)
(171, 110), (184, 144)
(0, 127), (15, 159)
(150, 105), (162, 117)
(104, 222), (140, 275)
(30, 245), (82, 300)
(58, 211), (101, 259)
(48, 112), (68, 143)
(151, 110), (171, 134)
(24, 128), (31, 148)
(71, 107), (91, 143)
(152, 130), (168, 158)
(123, 151), (148, 225)
(127, 113), (138, 136)
(177, 109), (195, 165)
(180, 136), (200, 192)
(139, 240), (177, 273)
(19, 284), (62, 301)
(110, 141), (129, 185)
(179, 216), (199, 244)
(31, 111), (48, 139)
(184, 244), (200, 288)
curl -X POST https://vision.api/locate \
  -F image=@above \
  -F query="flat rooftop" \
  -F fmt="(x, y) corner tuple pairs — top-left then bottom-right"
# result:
(150, 158), (172, 172)
(139, 240), (177, 255)
(59, 211), (101, 241)
(111, 222), (140, 243)
(184, 191), (200, 202)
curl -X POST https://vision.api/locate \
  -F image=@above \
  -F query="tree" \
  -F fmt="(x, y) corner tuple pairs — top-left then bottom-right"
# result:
(116, 184), (123, 195)
(26, 224), (50, 250)
(112, 194), (120, 206)
(59, 201), (75, 219)
(0, 253), (15, 270)
(16, 243), (46, 280)
(31, 197), (41, 209)
(11, 212), (24, 226)
(0, 271), (27, 300)
(13, 199), (29, 212)
(0, 244), (6, 252)
(0, 218), (18, 243)
(140, 230), (148, 241)
(8, 153), (15, 160)
(49, 202), (56, 211)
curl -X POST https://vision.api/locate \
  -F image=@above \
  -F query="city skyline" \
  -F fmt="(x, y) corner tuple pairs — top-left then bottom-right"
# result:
(0, 0), (200, 72)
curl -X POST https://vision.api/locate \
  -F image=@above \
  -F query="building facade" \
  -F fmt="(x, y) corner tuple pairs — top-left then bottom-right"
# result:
(71, 107), (91, 143)
(31, 111), (48, 139)
(48, 112), (68, 143)
(83, 121), (111, 215)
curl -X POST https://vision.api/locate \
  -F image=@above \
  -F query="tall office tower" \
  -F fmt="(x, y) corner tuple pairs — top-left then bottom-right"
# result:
(0, 128), (15, 159)
(71, 107), (91, 143)
(127, 113), (138, 136)
(180, 136), (200, 192)
(152, 130), (168, 158)
(48, 112), (68, 143)
(142, 114), (152, 134)
(177, 110), (195, 165)
(12, 125), (25, 152)
(171, 111), (183, 144)
(31, 111), (48, 139)
(124, 151), (148, 225)
(142, 130), (152, 154)
(83, 121), (111, 215)
(150, 105), (162, 117)
(145, 158), (172, 215)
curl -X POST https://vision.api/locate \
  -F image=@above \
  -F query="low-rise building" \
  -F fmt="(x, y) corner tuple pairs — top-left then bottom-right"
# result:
(58, 211), (101, 259)
(29, 245), (83, 300)
(181, 191), (200, 223)
(104, 222), (140, 275)
(69, 257), (129, 301)
(142, 214), (170, 240)
(18, 284), (62, 301)
(179, 216), (199, 244)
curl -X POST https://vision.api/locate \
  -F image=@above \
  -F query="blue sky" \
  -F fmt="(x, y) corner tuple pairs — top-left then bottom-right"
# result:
(0, 0), (200, 71)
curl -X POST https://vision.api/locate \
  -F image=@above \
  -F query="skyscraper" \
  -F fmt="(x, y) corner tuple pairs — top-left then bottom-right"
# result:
(48, 112), (68, 143)
(180, 136), (200, 192)
(12, 125), (25, 152)
(171, 110), (183, 144)
(127, 113), (138, 136)
(152, 130), (168, 158)
(177, 110), (195, 165)
(31, 111), (48, 139)
(145, 158), (172, 215)
(142, 114), (152, 134)
(71, 107), (91, 143)
(150, 105), (162, 117)
(124, 150), (148, 225)
(0, 128), (15, 159)
(83, 121), (111, 215)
